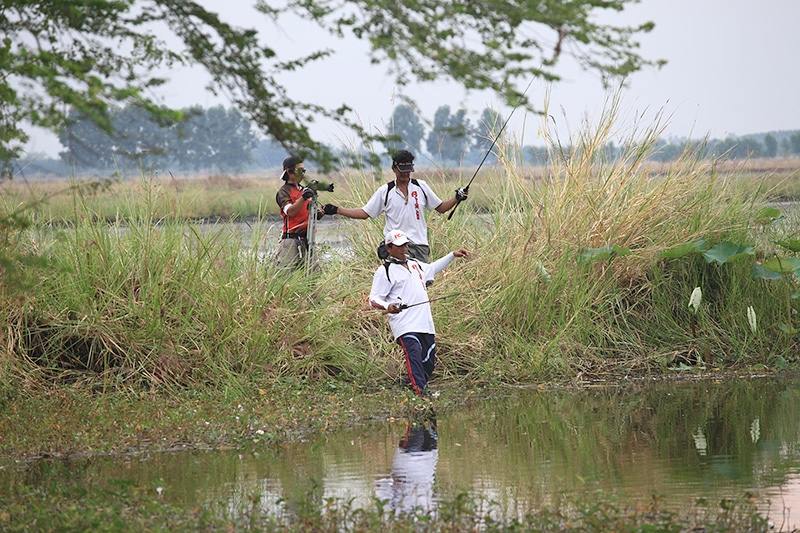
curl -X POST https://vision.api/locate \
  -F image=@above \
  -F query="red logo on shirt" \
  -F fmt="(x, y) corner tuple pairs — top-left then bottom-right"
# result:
(411, 263), (424, 282)
(411, 191), (420, 220)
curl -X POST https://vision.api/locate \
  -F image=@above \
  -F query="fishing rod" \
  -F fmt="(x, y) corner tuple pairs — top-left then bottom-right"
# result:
(447, 77), (535, 221)
(397, 292), (460, 311)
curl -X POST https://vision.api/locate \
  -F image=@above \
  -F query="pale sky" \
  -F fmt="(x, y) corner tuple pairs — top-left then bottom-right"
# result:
(23, 0), (800, 157)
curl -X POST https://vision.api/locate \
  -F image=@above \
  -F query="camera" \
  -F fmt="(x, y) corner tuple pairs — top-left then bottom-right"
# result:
(305, 179), (334, 193)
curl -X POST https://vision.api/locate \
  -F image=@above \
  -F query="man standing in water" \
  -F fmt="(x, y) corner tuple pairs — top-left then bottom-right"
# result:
(369, 229), (469, 396)
(274, 155), (324, 268)
(322, 150), (468, 262)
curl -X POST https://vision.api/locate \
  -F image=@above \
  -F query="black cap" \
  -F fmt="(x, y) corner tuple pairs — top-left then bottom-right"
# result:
(391, 150), (414, 172)
(281, 155), (303, 180)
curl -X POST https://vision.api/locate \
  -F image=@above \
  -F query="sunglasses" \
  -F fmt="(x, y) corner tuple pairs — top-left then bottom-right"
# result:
(293, 167), (307, 175)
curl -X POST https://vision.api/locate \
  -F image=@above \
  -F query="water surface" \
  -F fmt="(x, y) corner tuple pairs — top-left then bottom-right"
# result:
(3, 379), (800, 528)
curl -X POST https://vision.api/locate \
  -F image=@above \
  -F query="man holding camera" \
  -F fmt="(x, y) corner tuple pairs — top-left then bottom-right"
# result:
(323, 150), (467, 262)
(274, 155), (325, 269)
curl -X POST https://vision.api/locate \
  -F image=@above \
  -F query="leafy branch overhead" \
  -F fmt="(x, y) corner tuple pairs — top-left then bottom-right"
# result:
(284, 0), (662, 98)
(1, 0), (660, 172)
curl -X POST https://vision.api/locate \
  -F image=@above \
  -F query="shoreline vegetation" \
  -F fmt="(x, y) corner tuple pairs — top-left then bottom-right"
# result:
(3, 111), (800, 528)
(0, 370), (792, 464)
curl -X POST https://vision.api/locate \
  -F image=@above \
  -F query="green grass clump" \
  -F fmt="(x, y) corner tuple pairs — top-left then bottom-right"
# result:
(5, 216), (385, 389)
(2, 106), (800, 393)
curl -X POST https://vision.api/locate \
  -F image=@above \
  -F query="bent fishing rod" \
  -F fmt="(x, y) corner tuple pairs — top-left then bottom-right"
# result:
(379, 293), (460, 313)
(448, 77), (536, 221)
(398, 292), (460, 310)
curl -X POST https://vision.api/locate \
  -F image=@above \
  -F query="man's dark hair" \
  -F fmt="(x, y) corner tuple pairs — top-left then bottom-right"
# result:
(391, 150), (414, 166)
(281, 155), (303, 180)
(283, 155), (303, 170)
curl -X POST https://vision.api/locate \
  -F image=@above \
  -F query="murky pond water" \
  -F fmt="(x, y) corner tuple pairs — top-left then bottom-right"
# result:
(107, 213), (495, 258)
(3, 379), (800, 528)
(201, 218), (358, 248)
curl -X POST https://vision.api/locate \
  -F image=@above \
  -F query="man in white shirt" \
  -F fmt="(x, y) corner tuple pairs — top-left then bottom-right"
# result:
(322, 150), (468, 262)
(369, 229), (469, 395)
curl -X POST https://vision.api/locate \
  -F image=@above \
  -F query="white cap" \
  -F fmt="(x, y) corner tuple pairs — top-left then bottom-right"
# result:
(385, 229), (410, 246)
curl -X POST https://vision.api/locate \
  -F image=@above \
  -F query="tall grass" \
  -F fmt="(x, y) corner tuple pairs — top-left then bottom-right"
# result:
(418, 103), (798, 381)
(2, 106), (799, 392)
(0, 170), (503, 224)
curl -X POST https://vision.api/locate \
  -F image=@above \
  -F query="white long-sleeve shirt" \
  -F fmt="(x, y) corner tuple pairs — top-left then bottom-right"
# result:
(369, 253), (454, 339)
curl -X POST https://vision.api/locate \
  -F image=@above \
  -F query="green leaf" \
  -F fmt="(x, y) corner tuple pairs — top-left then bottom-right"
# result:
(761, 256), (800, 273)
(577, 245), (631, 264)
(661, 238), (709, 260)
(755, 207), (782, 225)
(752, 263), (783, 281)
(778, 323), (798, 335)
(774, 239), (800, 252)
(702, 242), (754, 265)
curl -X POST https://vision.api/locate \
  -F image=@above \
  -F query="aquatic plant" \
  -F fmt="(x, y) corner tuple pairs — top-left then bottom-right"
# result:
(688, 287), (702, 314)
(748, 306), (758, 334)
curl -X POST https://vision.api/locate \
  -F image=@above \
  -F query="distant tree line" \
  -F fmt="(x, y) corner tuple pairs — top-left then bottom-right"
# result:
(387, 104), (507, 166)
(385, 104), (800, 166)
(56, 105), (282, 173)
(12, 103), (800, 177)
(646, 132), (800, 162)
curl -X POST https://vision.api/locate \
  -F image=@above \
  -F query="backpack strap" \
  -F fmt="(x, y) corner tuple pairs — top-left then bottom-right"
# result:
(384, 180), (429, 206)
(383, 260), (424, 283)
(384, 181), (395, 206)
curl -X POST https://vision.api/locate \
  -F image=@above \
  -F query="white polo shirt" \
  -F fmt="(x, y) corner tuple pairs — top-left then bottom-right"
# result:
(361, 180), (443, 246)
(369, 253), (454, 339)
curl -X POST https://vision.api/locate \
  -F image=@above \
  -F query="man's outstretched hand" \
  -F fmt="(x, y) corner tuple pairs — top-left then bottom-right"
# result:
(453, 248), (470, 258)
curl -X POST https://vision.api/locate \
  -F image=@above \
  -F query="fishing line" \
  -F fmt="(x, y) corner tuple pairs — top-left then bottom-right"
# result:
(448, 77), (536, 221)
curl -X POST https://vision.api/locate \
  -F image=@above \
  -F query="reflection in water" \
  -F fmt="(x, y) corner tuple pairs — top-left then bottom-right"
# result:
(3, 379), (800, 528)
(374, 416), (439, 514)
(693, 426), (708, 456)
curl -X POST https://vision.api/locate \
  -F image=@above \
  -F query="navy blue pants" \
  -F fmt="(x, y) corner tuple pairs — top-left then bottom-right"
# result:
(397, 333), (436, 396)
